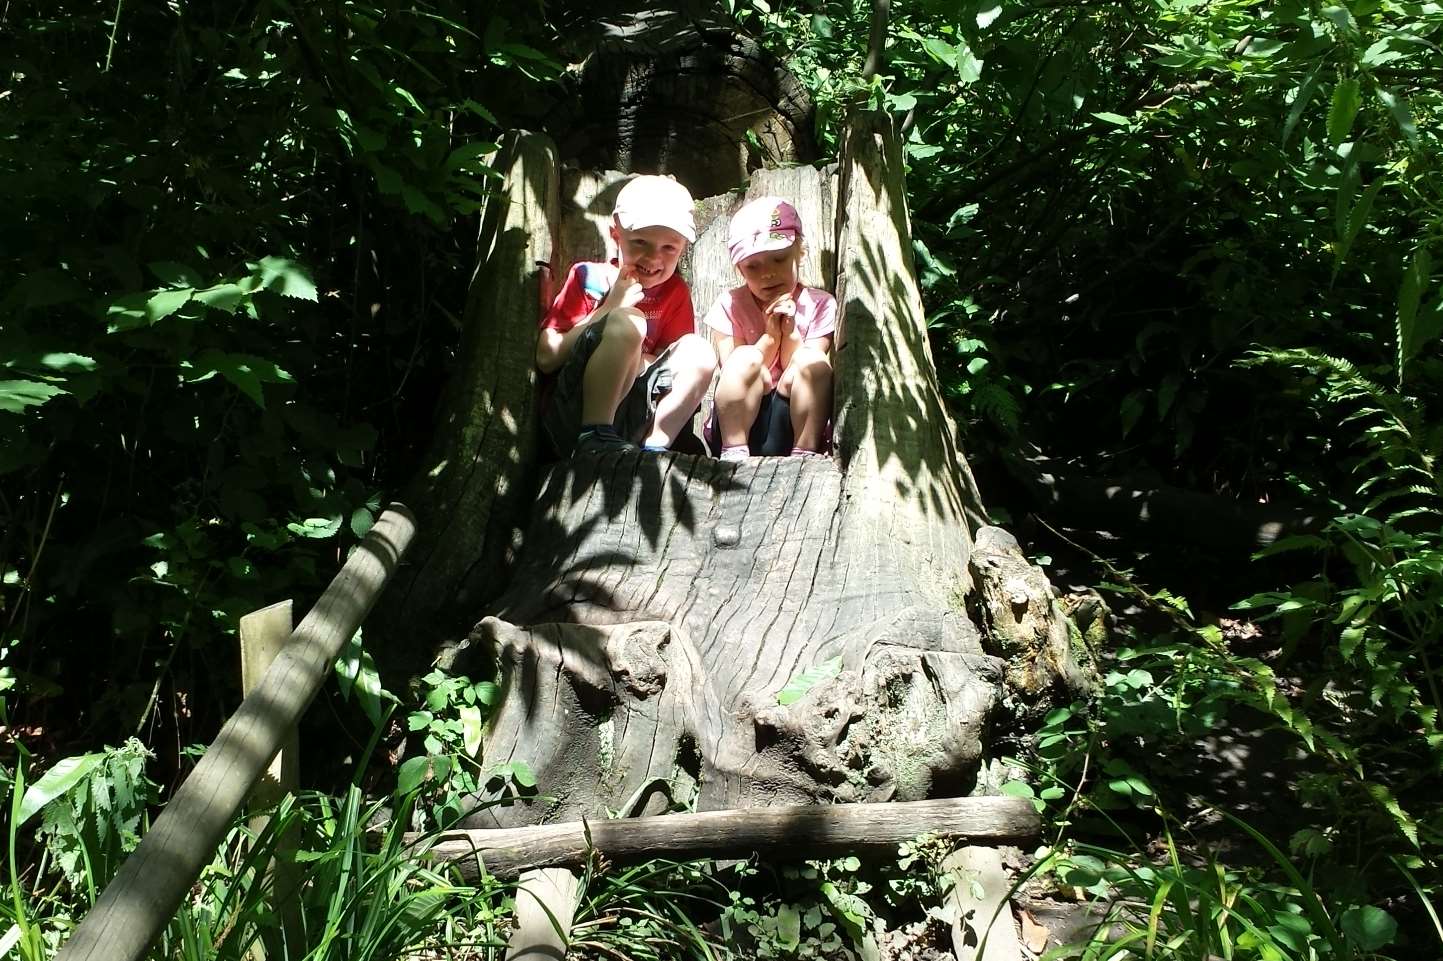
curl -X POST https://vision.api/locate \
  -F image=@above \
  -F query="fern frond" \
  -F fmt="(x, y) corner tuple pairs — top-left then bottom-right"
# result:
(969, 381), (1021, 435)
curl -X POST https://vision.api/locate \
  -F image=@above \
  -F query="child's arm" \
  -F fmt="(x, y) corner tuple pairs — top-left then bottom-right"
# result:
(535, 266), (643, 373)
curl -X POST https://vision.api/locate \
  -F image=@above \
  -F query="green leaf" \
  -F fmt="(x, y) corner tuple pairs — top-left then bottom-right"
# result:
(1334, 177), (1385, 275)
(396, 756), (430, 795)
(509, 760), (537, 788)
(956, 40), (983, 84)
(37, 353), (96, 372)
(1327, 78), (1362, 145)
(1397, 248), (1432, 377)
(250, 256), (318, 301)
(1376, 87), (1418, 143)
(976, 3), (1003, 28)
(184, 349), (294, 408)
(778, 656), (843, 705)
(288, 515), (343, 539)
(1281, 68), (1322, 148)
(193, 283), (248, 314)
(1340, 905), (1397, 951)
(19, 753), (105, 826)
(811, 13), (834, 37)
(460, 705), (483, 758)
(0, 379), (67, 414)
(349, 506), (375, 538)
(1093, 112), (1132, 127)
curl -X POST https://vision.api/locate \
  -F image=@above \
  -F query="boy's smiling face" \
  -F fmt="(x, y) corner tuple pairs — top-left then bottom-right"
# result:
(612, 220), (687, 289)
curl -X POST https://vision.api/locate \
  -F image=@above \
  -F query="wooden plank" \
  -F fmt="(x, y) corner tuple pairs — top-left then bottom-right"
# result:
(425, 796), (1038, 880)
(944, 846), (1024, 961)
(55, 505), (418, 961)
(240, 600), (297, 809)
(505, 868), (581, 961)
(238, 600), (299, 961)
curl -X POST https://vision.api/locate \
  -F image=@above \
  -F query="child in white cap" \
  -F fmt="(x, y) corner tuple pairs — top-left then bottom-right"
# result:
(536, 175), (717, 456)
(704, 196), (836, 460)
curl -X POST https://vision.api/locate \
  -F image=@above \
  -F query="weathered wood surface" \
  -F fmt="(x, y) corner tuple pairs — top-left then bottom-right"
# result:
(457, 455), (1006, 823)
(449, 113), (1070, 827)
(238, 600), (302, 959)
(944, 846), (1025, 961)
(429, 797), (1039, 880)
(544, 11), (816, 198)
(969, 527), (1093, 700)
(376, 132), (558, 655)
(55, 507), (417, 961)
(505, 868), (581, 961)
(832, 110), (988, 548)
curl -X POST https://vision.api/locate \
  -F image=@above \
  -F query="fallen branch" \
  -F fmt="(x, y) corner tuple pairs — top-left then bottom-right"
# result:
(419, 796), (1040, 880)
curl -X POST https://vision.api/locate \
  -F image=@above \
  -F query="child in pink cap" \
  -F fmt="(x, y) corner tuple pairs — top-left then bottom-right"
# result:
(703, 196), (837, 460)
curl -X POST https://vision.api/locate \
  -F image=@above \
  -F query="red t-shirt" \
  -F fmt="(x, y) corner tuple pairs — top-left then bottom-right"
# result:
(540, 260), (695, 356)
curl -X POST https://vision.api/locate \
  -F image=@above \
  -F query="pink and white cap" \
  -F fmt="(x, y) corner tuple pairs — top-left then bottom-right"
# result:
(613, 175), (697, 243)
(727, 196), (802, 265)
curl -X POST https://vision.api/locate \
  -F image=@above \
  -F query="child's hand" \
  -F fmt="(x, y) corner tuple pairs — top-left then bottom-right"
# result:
(766, 292), (796, 338)
(599, 264), (644, 313)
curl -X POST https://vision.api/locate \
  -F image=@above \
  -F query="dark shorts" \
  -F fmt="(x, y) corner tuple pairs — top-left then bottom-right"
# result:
(541, 321), (679, 457)
(705, 390), (794, 456)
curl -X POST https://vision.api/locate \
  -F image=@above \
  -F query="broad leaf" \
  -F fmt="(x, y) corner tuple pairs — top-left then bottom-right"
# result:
(1340, 905), (1397, 951)
(396, 756), (430, 795)
(1327, 78), (1362, 145)
(0, 379), (67, 414)
(250, 256), (318, 301)
(18, 753), (105, 827)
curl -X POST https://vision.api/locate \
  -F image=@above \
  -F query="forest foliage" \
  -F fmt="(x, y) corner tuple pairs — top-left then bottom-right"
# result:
(2, 0), (1441, 957)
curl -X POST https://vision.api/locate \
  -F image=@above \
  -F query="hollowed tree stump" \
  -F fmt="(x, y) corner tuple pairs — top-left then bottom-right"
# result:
(425, 112), (1086, 829)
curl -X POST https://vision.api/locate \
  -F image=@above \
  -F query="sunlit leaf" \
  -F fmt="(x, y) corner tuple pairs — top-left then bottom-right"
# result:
(18, 753), (105, 826)
(0, 379), (67, 414)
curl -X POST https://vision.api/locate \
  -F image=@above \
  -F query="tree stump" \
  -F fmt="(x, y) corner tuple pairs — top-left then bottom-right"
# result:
(437, 112), (1081, 829)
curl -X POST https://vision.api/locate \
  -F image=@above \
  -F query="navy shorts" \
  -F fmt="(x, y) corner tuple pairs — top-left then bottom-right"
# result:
(540, 321), (678, 457)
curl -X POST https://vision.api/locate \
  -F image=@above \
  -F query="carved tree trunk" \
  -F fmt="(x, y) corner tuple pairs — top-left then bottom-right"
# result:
(372, 133), (557, 664)
(438, 113), (1084, 829)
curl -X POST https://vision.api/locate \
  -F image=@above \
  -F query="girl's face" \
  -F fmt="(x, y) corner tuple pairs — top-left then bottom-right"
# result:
(736, 241), (802, 305)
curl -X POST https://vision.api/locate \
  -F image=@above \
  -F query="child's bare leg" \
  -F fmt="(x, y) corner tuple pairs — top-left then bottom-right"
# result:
(777, 346), (832, 452)
(644, 334), (717, 448)
(714, 346), (768, 447)
(581, 308), (646, 426)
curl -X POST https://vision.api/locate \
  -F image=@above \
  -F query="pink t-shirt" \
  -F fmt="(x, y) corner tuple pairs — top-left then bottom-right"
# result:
(703, 284), (837, 381)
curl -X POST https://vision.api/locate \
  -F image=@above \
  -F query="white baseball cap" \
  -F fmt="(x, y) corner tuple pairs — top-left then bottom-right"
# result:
(613, 175), (697, 243)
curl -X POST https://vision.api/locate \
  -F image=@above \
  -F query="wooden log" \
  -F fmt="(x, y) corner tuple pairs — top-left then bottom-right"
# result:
(54, 506), (417, 961)
(505, 868), (581, 961)
(426, 796), (1038, 880)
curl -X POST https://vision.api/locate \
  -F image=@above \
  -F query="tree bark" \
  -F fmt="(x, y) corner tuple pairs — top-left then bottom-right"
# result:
(373, 132), (559, 662)
(425, 797), (1039, 880)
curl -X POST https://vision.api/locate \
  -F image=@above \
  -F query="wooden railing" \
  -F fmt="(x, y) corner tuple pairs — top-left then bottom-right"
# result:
(54, 505), (417, 961)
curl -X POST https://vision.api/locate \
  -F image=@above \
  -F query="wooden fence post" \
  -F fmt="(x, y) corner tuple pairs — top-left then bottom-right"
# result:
(239, 600), (302, 959)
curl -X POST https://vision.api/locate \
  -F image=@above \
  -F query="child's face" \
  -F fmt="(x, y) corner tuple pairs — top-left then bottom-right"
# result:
(611, 220), (687, 289)
(736, 242), (802, 305)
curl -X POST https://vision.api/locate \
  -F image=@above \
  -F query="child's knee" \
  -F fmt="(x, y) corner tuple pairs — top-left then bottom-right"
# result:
(722, 345), (765, 380)
(602, 307), (646, 346)
(672, 333), (718, 378)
